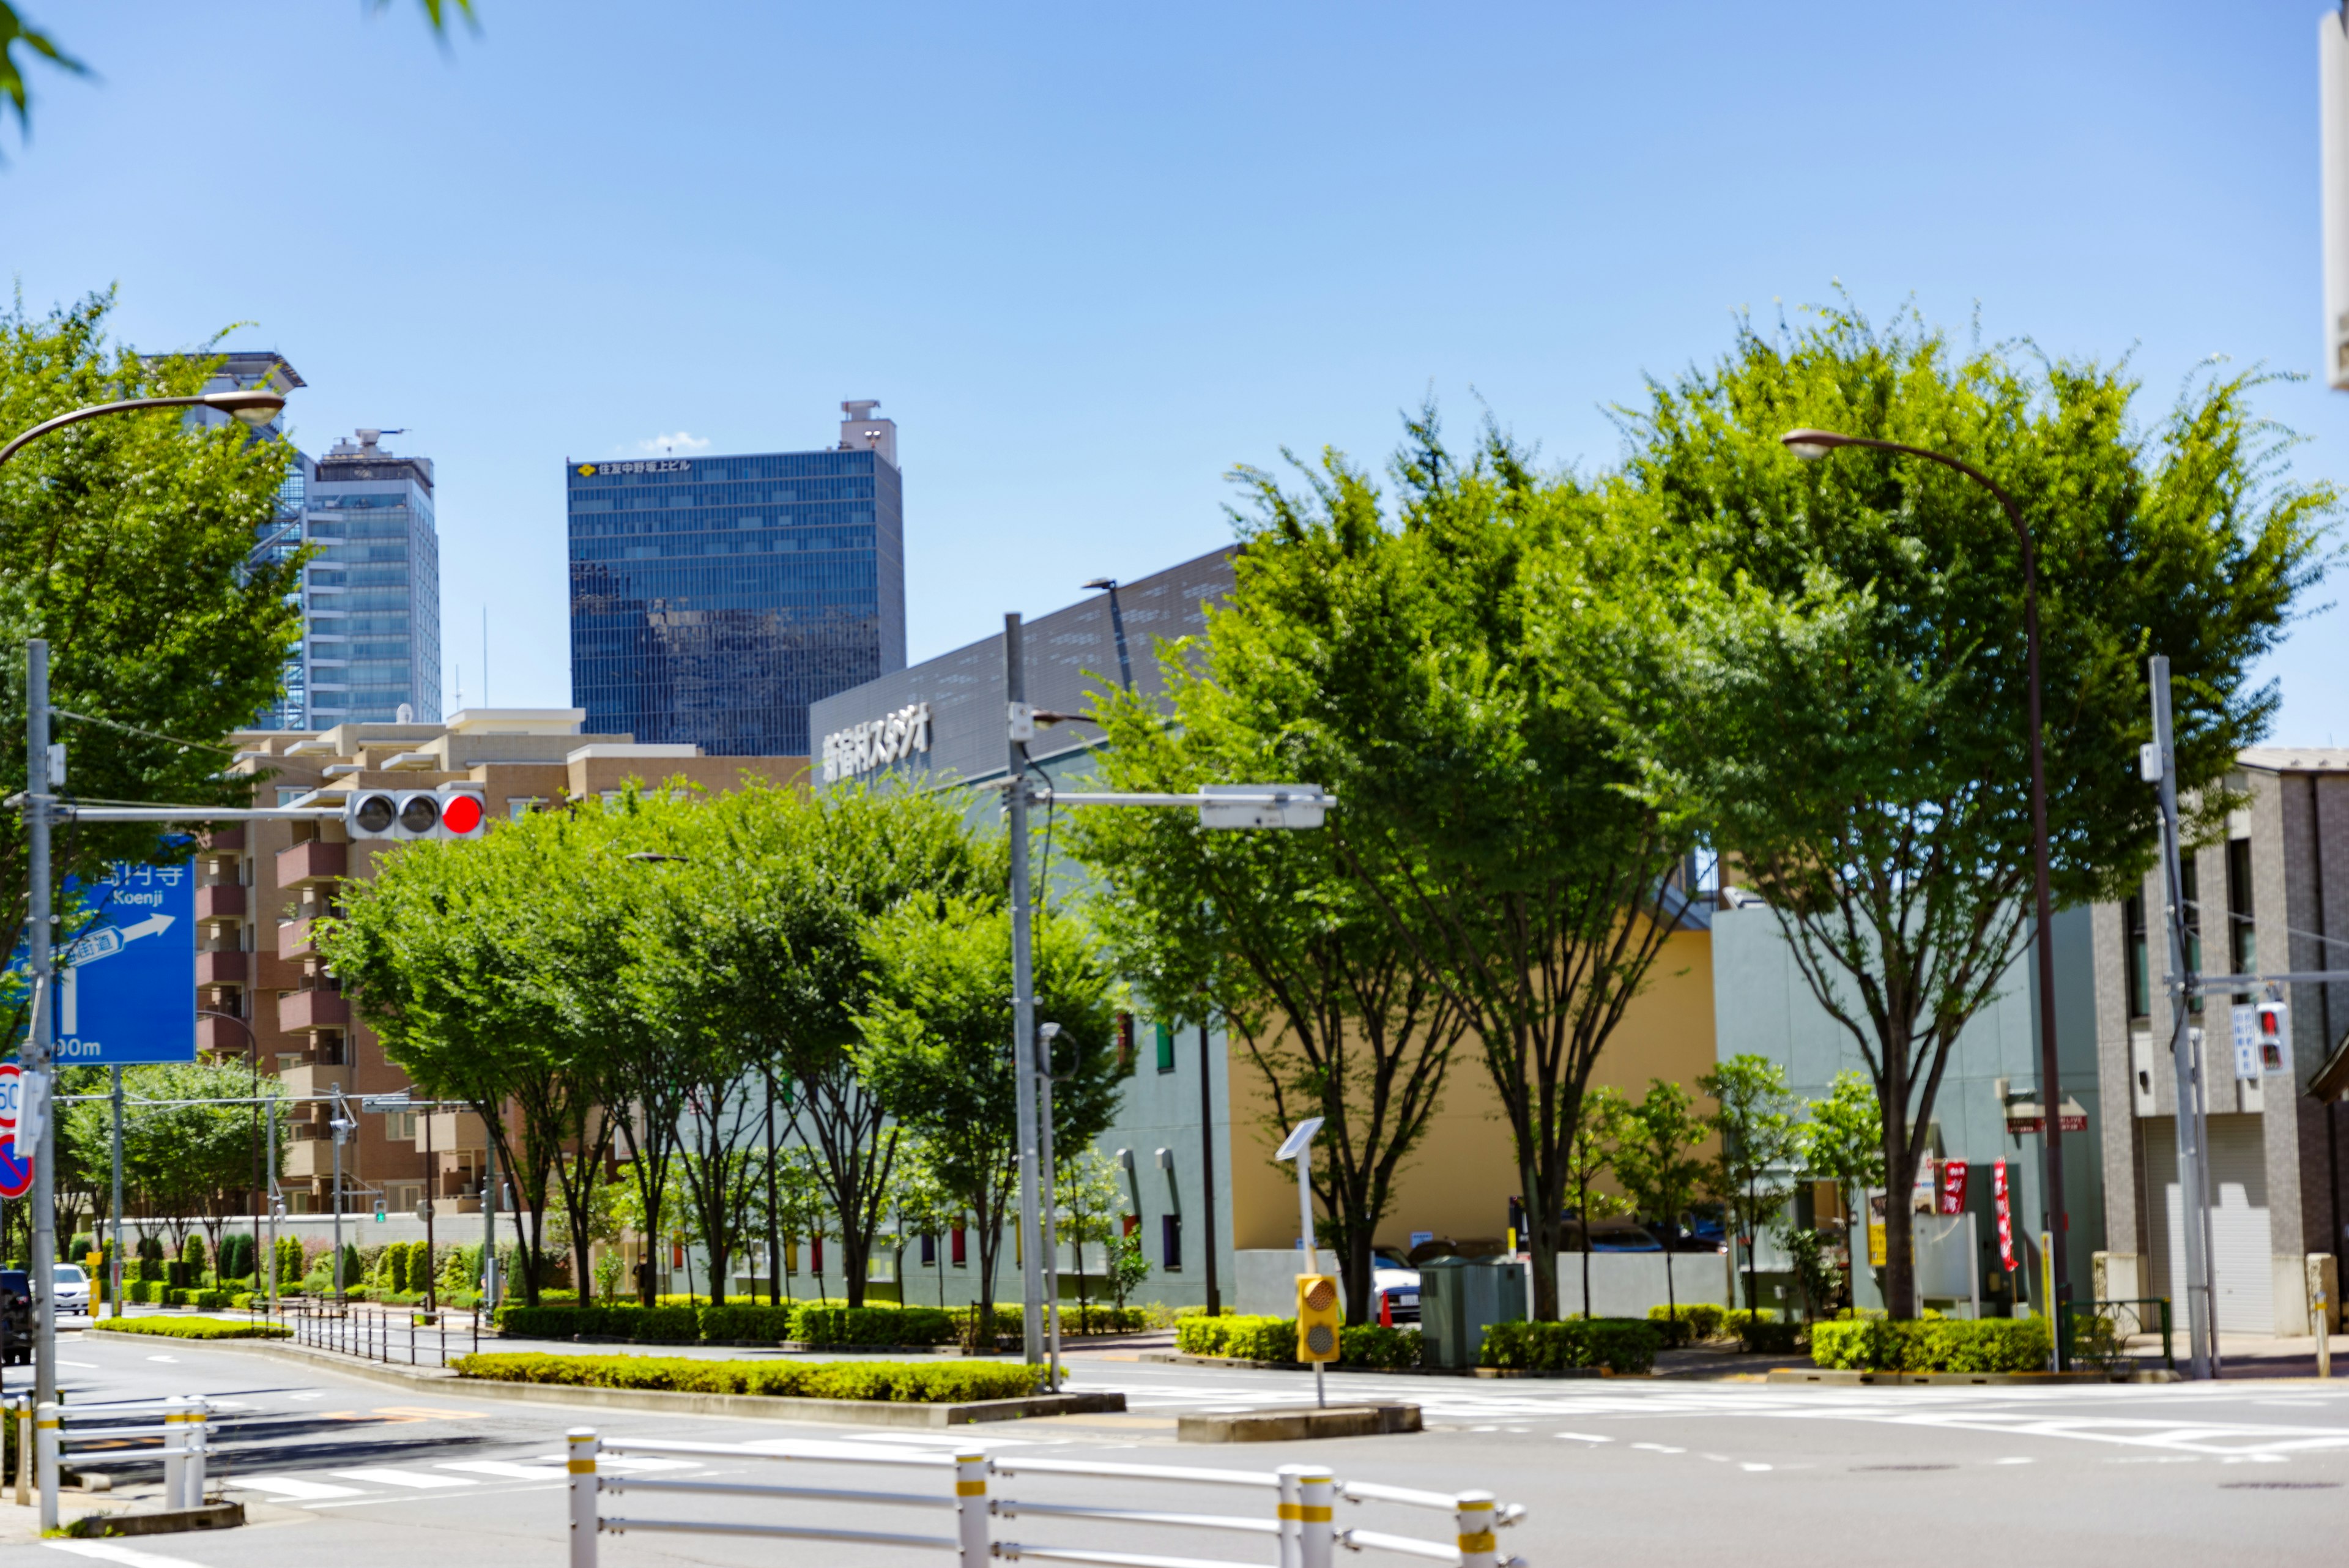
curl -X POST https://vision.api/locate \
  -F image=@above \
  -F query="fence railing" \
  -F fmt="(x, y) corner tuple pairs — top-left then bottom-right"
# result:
(34, 1395), (211, 1530)
(261, 1298), (481, 1367)
(565, 1429), (1529, 1568)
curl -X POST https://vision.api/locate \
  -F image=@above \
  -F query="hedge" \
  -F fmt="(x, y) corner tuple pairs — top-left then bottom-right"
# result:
(451, 1353), (1045, 1403)
(1479, 1319), (1660, 1375)
(1809, 1316), (2051, 1373)
(796, 1306), (957, 1345)
(1173, 1314), (1423, 1369)
(494, 1301), (975, 1347)
(91, 1318), (291, 1340)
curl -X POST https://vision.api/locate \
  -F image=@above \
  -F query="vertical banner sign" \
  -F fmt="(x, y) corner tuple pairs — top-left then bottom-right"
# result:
(1937, 1159), (1970, 1217)
(2232, 1004), (2263, 1082)
(1992, 1159), (2016, 1272)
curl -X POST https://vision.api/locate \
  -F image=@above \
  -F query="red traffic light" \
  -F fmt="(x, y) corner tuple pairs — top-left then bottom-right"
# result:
(441, 793), (484, 836)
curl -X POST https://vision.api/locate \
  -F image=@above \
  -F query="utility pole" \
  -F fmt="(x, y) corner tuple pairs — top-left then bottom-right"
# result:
(331, 1087), (352, 1307)
(108, 1069), (124, 1320)
(2150, 655), (2217, 1378)
(265, 1096), (279, 1312)
(26, 639), (57, 1409)
(483, 1116), (499, 1311)
(1006, 613), (1045, 1368)
(1198, 1019), (1220, 1317)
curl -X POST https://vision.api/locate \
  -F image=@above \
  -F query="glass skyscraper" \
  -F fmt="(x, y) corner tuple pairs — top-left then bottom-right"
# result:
(566, 401), (907, 757)
(302, 431), (442, 726)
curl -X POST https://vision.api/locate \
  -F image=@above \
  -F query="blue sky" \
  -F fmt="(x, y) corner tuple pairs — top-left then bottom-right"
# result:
(6, 2), (2347, 740)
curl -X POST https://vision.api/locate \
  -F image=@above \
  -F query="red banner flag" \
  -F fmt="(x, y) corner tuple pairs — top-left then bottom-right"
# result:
(1992, 1159), (2016, 1271)
(1937, 1159), (1970, 1216)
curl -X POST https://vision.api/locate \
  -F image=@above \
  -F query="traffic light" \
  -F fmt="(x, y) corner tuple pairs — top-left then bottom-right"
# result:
(345, 787), (489, 842)
(1295, 1273), (1341, 1364)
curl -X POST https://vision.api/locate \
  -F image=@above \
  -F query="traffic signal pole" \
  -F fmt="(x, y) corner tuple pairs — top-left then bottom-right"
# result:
(1005, 614), (1045, 1370)
(26, 640), (56, 1411)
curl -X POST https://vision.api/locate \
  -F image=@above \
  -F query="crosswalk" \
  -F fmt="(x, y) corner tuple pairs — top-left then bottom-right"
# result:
(232, 1452), (702, 1507)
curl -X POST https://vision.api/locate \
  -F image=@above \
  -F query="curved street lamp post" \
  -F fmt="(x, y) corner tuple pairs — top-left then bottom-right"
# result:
(1779, 428), (2070, 1367)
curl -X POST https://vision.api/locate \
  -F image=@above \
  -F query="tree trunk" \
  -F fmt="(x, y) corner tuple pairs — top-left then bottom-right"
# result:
(1528, 1159), (1561, 1321)
(840, 1228), (868, 1310)
(1341, 1227), (1373, 1329)
(1576, 1172), (1593, 1320)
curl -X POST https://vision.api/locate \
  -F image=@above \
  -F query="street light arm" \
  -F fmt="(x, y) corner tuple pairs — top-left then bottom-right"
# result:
(1779, 429), (2032, 564)
(0, 390), (286, 467)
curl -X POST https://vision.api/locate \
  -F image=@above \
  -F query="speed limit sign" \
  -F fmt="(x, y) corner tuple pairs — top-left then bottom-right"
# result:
(0, 1062), (33, 1199)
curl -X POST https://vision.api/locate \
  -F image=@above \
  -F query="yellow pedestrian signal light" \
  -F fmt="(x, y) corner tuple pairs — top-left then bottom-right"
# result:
(1296, 1273), (1341, 1364)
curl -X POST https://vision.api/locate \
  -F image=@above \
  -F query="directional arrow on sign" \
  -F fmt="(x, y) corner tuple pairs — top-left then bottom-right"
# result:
(62, 912), (174, 968)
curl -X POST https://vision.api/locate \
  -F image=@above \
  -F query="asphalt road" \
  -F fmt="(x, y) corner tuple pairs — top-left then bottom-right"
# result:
(0, 1332), (2340, 1568)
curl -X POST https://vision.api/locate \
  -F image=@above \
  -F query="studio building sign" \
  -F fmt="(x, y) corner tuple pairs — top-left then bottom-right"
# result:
(822, 702), (932, 784)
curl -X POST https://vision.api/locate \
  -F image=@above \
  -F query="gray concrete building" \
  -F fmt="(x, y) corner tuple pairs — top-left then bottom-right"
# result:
(2092, 749), (2349, 1336)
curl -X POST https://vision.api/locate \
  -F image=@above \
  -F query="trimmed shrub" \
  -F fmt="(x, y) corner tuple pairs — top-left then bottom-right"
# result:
(1648, 1302), (1727, 1341)
(181, 1235), (208, 1276)
(1809, 1316), (2051, 1373)
(451, 1353), (1047, 1403)
(1479, 1319), (1660, 1375)
(1175, 1313), (1297, 1362)
(696, 1304), (796, 1342)
(794, 1306), (956, 1346)
(1338, 1325), (1422, 1369)
(91, 1317), (289, 1340)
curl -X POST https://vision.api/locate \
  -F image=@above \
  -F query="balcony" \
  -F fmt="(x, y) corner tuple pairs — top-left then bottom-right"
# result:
(194, 883), (246, 921)
(196, 1013), (257, 1055)
(195, 950), (248, 986)
(202, 826), (245, 853)
(253, 952), (300, 992)
(279, 1062), (351, 1101)
(275, 839), (346, 888)
(279, 920), (317, 961)
(421, 1110), (486, 1153)
(278, 987), (349, 1033)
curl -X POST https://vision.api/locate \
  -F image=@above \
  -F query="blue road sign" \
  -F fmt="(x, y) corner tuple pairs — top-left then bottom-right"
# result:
(49, 861), (196, 1065)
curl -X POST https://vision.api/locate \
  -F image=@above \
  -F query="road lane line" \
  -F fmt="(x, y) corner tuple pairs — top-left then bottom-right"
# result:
(45, 1544), (206, 1568)
(329, 1468), (477, 1488)
(236, 1476), (364, 1499)
(437, 1461), (566, 1479)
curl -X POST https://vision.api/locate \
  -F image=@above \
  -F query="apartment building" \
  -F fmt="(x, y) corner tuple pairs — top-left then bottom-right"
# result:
(196, 708), (803, 1214)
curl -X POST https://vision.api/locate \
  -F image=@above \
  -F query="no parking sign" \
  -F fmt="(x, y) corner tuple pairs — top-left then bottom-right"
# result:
(0, 1062), (31, 1200)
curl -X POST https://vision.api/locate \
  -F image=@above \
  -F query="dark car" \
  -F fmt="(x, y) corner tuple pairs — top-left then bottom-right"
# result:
(0, 1270), (30, 1366)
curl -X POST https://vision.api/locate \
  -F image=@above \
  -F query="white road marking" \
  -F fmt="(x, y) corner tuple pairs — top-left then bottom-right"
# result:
(437, 1460), (565, 1480)
(1553, 1433), (1611, 1443)
(1994, 1457), (2034, 1465)
(1741, 1463), (1772, 1472)
(1631, 1443), (1686, 1454)
(236, 1475), (362, 1500)
(143, 1355), (176, 1363)
(286, 1392), (324, 1402)
(56, 1360), (95, 1368)
(532, 1454), (700, 1473)
(330, 1467), (476, 1488)
(45, 1544), (205, 1568)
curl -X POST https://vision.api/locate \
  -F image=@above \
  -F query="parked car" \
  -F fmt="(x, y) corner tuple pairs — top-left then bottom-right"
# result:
(1369, 1247), (1420, 1322)
(50, 1262), (89, 1316)
(0, 1269), (30, 1365)
(1560, 1219), (1664, 1252)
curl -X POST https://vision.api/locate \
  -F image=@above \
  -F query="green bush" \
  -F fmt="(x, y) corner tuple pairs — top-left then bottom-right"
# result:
(696, 1304), (796, 1342)
(1174, 1314), (1423, 1369)
(794, 1305), (957, 1345)
(91, 1317), (290, 1340)
(1338, 1324), (1422, 1369)
(1649, 1302), (1727, 1340)
(1479, 1319), (1660, 1375)
(451, 1353), (1046, 1403)
(1809, 1315), (2051, 1373)
(1737, 1318), (1801, 1354)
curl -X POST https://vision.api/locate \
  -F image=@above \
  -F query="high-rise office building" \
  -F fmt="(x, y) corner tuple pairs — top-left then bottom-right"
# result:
(302, 430), (442, 726)
(566, 400), (906, 757)
(191, 352), (313, 730)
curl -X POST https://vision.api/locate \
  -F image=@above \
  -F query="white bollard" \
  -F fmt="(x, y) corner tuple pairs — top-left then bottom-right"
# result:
(35, 1401), (59, 1532)
(184, 1399), (209, 1509)
(1275, 1465), (1304, 1568)
(1455, 1490), (1499, 1568)
(13, 1395), (27, 1507)
(953, 1449), (990, 1568)
(566, 1427), (598, 1568)
(1295, 1468), (1335, 1568)
(162, 1398), (187, 1511)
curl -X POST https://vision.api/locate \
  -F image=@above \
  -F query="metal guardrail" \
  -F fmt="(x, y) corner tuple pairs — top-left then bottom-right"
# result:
(262, 1298), (481, 1367)
(565, 1429), (1529, 1568)
(32, 1395), (210, 1530)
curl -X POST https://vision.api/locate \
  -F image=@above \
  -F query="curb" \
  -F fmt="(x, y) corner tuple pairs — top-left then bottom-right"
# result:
(196, 1337), (1129, 1425)
(1767, 1367), (2181, 1386)
(1178, 1403), (1422, 1444)
(65, 1503), (244, 1538)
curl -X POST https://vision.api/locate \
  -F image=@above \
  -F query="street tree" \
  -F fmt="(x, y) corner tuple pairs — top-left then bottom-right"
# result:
(852, 894), (1123, 1339)
(1698, 1053), (1802, 1311)
(1628, 302), (2329, 1316)
(1563, 1083), (1628, 1316)
(1178, 412), (1703, 1321)
(1611, 1078), (1711, 1328)
(1798, 1069), (1887, 1304)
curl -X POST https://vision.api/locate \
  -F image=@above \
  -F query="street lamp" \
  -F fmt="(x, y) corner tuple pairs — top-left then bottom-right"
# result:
(1779, 426), (2071, 1360)
(1080, 578), (1134, 693)
(0, 384), (291, 1412)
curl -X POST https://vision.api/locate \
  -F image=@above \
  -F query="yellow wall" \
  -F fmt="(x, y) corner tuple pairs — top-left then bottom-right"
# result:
(1228, 926), (1717, 1250)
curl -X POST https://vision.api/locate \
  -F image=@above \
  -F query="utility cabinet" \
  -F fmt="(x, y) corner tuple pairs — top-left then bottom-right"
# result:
(1419, 1255), (1527, 1369)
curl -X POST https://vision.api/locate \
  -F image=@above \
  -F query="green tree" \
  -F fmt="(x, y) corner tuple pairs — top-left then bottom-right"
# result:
(852, 896), (1123, 1335)
(1563, 1084), (1628, 1316)
(64, 1061), (284, 1259)
(1611, 1079), (1711, 1327)
(1631, 303), (2329, 1317)
(1174, 414), (1704, 1322)
(1053, 1146), (1127, 1326)
(1798, 1069), (1887, 1306)
(0, 297), (306, 979)
(888, 1137), (962, 1309)
(1698, 1054), (1802, 1312)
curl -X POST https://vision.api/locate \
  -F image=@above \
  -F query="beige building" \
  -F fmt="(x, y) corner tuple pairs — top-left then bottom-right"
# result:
(195, 708), (803, 1214)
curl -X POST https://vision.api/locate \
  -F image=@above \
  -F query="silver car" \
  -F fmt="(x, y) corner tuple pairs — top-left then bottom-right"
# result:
(50, 1263), (89, 1316)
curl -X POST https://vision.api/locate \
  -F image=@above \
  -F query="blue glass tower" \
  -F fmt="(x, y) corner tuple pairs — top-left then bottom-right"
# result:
(566, 402), (907, 757)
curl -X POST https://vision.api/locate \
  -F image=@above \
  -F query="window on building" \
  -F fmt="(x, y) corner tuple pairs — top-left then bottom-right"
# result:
(2123, 895), (2150, 1020)
(1155, 1021), (1175, 1074)
(951, 1224), (967, 1268)
(1160, 1214), (1182, 1271)
(920, 1233), (936, 1266)
(2226, 836), (2257, 990)
(508, 797), (545, 820)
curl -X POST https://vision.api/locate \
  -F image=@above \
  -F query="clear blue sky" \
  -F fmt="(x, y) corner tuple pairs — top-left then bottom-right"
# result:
(7, 2), (2347, 740)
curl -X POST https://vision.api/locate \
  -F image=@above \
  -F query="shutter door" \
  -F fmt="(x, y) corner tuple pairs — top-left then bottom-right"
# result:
(2149, 1113), (2274, 1335)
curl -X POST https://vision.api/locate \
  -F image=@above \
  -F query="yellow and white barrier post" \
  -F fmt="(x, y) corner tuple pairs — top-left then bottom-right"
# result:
(13, 1395), (28, 1507)
(162, 1398), (188, 1510)
(567, 1428), (599, 1568)
(1455, 1489), (1499, 1568)
(1276, 1465), (1302, 1568)
(184, 1399), (209, 1508)
(34, 1401), (59, 1531)
(1295, 1466), (1335, 1568)
(953, 1449), (989, 1567)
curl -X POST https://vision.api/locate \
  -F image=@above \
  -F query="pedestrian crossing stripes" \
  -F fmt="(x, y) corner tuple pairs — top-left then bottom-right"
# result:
(232, 1451), (709, 1507)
